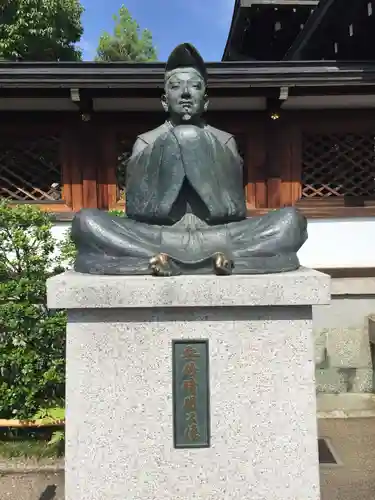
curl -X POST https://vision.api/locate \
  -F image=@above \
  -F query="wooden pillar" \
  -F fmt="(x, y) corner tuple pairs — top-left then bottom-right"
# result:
(61, 119), (101, 212)
(266, 117), (283, 209)
(60, 131), (73, 209)
(244, 123), (267, 210)
(81, 121), (99, 209)
(61, 127), (83, 212)
(266, 116), (302, 209)
(97, 126), (117, 210)
(280, 122), (302, 207)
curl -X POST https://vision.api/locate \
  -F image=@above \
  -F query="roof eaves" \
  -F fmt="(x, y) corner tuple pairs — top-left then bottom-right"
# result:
(1, 61), (375, 89)
(222, 0), (241, 61)
(283, 0), (337, 60)
(240, 0), (318, 5)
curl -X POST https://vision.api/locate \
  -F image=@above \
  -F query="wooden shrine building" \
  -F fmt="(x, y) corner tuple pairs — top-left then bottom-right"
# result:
(1, 0), (375, 271)
(223, 0), (375, 219)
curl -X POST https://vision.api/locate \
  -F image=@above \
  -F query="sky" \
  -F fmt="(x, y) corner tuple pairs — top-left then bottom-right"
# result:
(79, 0), (235, 62)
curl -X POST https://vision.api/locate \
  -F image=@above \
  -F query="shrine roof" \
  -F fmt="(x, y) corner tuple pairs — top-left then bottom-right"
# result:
(223, 0), (375, 61)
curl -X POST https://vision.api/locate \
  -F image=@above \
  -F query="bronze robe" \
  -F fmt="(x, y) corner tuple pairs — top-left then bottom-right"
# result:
(126, 123), (246, 224)
(71, 124), (307, 275)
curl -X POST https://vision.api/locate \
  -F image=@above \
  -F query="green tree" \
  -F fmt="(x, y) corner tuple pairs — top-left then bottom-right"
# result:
(0, 0), (84, 61)
(96, 5), (157, 62)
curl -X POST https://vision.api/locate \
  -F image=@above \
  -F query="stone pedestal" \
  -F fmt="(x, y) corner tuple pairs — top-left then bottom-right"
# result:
(47, 268), (330, 500)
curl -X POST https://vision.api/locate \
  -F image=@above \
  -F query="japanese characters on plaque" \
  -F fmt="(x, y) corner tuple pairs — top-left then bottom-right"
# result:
(172, 340), (210, 448)
(182, 345), (201, 442)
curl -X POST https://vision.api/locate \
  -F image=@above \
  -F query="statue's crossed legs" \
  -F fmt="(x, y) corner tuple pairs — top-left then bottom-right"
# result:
(72, 208), (307, 276)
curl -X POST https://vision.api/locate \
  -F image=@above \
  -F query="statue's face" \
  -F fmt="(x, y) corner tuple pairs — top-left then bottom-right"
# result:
(162, 69), (208, 122)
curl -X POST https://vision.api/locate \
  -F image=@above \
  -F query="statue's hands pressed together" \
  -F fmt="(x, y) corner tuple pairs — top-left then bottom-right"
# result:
(172, 124), (201, 141)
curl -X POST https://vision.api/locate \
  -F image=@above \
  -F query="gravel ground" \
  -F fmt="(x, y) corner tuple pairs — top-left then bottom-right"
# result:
(0, 471), (64, 500)
(319, 418), (375, 500)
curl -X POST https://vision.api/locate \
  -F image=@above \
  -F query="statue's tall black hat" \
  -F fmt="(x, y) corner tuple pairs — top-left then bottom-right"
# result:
(165, 43), (207, 83)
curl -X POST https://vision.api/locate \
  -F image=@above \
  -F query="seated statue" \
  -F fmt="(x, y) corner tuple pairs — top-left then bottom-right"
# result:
(71, 43), (307, 276)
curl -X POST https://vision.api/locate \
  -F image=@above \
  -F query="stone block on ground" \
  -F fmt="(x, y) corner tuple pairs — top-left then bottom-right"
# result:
(316, 368), (348, 394)
(326, 327), (372, 369)
(369, 315), (375, 345)
(346, 368), (373, 393)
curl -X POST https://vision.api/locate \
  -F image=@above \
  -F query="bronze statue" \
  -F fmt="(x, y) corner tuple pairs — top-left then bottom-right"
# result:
(71, 43), (307, 276)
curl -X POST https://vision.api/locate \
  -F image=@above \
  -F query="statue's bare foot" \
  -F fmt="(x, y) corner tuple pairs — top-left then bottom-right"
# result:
(149, 253), (178, 277)
(213, 252), (234, 276)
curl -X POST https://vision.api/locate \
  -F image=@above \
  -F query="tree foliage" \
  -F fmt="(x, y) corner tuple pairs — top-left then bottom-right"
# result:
(0, 0), (84, 61)
(96, 5), (157, 62)
(0, 203), (66, 419)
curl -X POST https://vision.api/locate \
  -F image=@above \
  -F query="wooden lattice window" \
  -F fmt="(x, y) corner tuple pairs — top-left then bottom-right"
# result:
(0, 135), (61, 202)
(302, 132), (375, 198)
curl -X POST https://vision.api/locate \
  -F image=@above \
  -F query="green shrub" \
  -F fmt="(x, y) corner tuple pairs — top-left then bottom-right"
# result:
(0, 202), (66, 419)
(0, 205), (125, 420)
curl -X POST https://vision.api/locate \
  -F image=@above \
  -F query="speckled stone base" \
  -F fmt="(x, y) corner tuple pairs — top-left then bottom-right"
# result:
(47, 269), (330, 500)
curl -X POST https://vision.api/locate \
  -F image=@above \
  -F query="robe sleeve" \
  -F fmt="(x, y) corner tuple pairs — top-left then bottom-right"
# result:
(125, 131), (185, 221)
(225, 136), (243, 163)
(130, 137), (149, 158)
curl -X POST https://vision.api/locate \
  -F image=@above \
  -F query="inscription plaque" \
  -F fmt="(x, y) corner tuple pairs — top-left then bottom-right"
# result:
(172, 340), (210, 448)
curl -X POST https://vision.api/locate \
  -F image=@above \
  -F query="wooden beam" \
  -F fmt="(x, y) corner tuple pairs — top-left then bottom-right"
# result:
(246, 204), (375, 218)
(0, 418), (64, 428)
(241, 0), (318, 5)
(316, 268), (375, 279)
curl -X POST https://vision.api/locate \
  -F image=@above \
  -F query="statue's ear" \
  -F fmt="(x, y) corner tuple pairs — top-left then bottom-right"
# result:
(203, 93), (209, 112)
(161, 94), (169, 112)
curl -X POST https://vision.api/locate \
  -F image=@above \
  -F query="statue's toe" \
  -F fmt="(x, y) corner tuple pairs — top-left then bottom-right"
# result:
(149, 253), (180, 277)
(213, 252), (234, 276)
